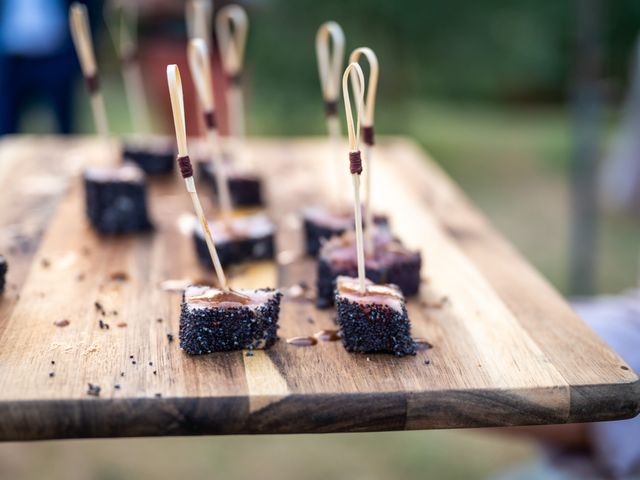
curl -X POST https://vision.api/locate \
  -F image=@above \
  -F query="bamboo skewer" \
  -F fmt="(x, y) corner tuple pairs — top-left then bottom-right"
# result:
(167, 65), (228, 291)
(342, 63), (367, 293)
(188, 38), (233, 222)
(349, 47), (379, 255)
(316, 21), (345, 207)
(216, 5), (249, 144)
(69, 3), (110, 151)
(186, 0), (214, 47)
(105, 1), (151, 133)
(186, 0), (214, 136)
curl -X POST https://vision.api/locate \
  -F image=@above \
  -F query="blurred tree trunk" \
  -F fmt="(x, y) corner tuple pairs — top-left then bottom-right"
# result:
(570, 0), (602, 295)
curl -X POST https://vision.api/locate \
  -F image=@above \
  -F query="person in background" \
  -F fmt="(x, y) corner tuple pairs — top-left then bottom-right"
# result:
(496, 288), (640, 479)
(601, 35), (640, 218)
(0, 0), (99, 135)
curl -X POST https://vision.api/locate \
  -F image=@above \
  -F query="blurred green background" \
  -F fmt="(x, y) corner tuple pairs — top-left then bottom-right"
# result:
(4, 0), (640, 479)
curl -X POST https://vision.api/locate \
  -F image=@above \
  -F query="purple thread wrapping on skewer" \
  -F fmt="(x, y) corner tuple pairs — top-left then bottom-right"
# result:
(362, 126), (375, 146)
(204, 111), (217, 129)
(324, 100), (338, 117)
(85, 74), (100, 94)
(177, 155), (194, 178)
(226, 72), (242, 86)
(349, 151), (363, 175)
(122, 50), (138, 66)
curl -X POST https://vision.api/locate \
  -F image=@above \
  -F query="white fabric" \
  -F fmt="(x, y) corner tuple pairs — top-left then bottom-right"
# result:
(572, 291), (640, 479)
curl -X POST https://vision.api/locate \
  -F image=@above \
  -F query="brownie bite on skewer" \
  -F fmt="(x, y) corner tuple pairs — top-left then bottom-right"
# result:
(333, 61), (416, 356)
(193, 212), (275, 267)
(180, 286), (282, 354)
(335, 276), (415, 356)
(70, 4), (153, 234)
(122, 137), (175, 175)
(188, 39), (274, 267)
(84, 164), (152, 234)
(199, 161), (263, 207)
(316, 230), (420, 308)
(209, 5), (265, 207)
(167, 63), (281, 354)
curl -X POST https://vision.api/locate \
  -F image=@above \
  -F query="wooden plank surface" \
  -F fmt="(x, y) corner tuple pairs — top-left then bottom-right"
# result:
(0, 135), (637, 441)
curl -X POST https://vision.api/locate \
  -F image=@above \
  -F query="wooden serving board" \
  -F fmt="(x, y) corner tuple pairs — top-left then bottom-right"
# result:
(0, 136), (637, 441)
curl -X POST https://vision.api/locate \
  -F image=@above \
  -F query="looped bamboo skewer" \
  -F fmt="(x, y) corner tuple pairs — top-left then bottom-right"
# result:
(104, 1), (151, 133)
(316, 21), (345, 207)
(342, 62), (367, 293)
(69, 3), (110, 150)
(349, 47), (379, 255)
(188, 38), (234, 222)
(167, 64), (228, 291)
(316, 22), (345, 114)
(216, 4), (249, 140)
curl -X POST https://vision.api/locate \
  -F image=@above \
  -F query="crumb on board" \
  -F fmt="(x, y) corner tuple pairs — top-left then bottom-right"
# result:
(94, 301), (105, 315)
(87, 383), (101, 397)
(53, 319), (70, 327)
(110, 272), (129, 282)
(167, 333), (174, 343)
(82, 343), (99, 355)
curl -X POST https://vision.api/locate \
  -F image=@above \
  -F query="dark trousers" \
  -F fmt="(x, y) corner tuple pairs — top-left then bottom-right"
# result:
(0, 51), (78, 135)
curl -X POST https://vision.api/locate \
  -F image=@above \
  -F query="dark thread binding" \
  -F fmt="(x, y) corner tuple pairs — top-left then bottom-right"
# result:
(85, 74), (100, 94)
(324, 100), (338, 117)
(362, 126), (375, 146)
(226, 72), (242, 86)
(204, 111), (216, 129)
(349, 151), (363, 175)
(177, 155), (193, 179)
(122, 50), (137, 66)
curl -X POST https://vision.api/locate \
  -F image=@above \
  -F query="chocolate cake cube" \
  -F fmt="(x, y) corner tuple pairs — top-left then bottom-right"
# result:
(199, 161), (264, 207)
(302, 206), (389, 256)
(335, 276), (416, 356)
(316, 230), (421, 308)
(180, 285), (282, 354)
(0, 255), (6, 294)
(122, 137), (175, 174)
(84, 164), (153, 234)
(193, 213), (275, 268)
